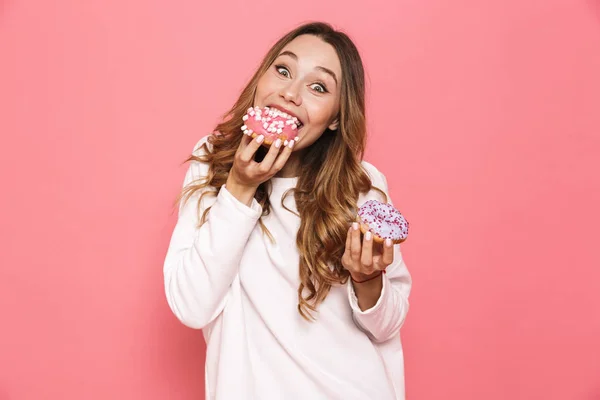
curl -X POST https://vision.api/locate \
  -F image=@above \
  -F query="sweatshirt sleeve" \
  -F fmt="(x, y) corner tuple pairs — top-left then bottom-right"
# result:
(163, 135), (262, 329)
(348, 163), (412, 343)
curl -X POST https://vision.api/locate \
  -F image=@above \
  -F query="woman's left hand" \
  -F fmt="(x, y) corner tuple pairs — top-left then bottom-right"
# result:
(341, 222), (394, 282)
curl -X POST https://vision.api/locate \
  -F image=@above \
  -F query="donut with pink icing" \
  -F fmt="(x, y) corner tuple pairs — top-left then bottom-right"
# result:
(240, 106), (302, 146)
(357, 199), (409, 244)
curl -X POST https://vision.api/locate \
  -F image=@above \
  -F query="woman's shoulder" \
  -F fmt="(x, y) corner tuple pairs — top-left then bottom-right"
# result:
(360, 160), (388, 188)
(181, 134), (216, 187)
(191, 134), (215, 156)
(359, 160), (390, 203)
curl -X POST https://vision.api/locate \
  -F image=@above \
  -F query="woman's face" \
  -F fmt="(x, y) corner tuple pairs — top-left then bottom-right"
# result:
(254, 34), (342, 151)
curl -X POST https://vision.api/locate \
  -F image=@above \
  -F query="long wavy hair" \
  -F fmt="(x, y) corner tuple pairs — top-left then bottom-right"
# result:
(179, 22), (384, 320)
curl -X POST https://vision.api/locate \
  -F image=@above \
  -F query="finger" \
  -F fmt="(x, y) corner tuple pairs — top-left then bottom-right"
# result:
(239, 134), (264, 163)
(361, 230), (374, 271)
(381, 239), (394, 266)
(345, 225), (352, 254)
(372, 254), (382, 270)
(257, 138), (283, 173)
(350, 222), (362, 262)
(238, 133), (252, 151)
(342, 226), (353, 268)
(271, 138), (295, 172)
(236, 134), (252, 157)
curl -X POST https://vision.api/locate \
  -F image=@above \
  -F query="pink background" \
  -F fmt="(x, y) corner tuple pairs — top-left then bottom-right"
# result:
(1, 0), (599, 399)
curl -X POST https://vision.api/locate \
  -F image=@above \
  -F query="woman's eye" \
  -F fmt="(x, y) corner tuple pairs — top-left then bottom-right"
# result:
(310, 83), (327, 93)
(276, 66), (290, 78)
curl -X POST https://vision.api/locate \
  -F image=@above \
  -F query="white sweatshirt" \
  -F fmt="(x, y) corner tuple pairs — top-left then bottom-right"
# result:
(163, 135), (412, 400)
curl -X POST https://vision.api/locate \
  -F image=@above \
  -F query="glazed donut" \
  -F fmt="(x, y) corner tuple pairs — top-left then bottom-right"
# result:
(357, 199), (409, 244)
(240, 106), (302, 146)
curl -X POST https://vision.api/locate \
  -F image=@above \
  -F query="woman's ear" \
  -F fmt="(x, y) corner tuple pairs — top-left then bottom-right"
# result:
(328, 117), (339, 131)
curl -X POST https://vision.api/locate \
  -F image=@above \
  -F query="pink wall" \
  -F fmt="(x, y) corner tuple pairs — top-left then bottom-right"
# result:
(1, 0), (599, 399)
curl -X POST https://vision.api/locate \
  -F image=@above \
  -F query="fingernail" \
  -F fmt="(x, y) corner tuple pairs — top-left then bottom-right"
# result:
(365, 231), (372, 241)
(274, 139), (281, 148)
(256, 135), (264, 144)
(352, 222), (359, 230)
(288, 139), (295, 149)
(284, 140), (289, 146)
(385, 239), (392, 247)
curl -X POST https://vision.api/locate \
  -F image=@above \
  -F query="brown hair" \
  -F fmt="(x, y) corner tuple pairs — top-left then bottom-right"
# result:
(179, 22), (384, 320)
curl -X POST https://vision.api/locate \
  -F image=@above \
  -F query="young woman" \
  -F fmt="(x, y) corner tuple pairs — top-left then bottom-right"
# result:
(163, 22), (412, 400)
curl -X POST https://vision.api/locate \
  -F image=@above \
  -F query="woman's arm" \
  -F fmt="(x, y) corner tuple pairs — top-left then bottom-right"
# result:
(350, 267), (384, 310)
(347, 165), (412, 343)
(348, 245), (411, 343)
(163, 136), (262, 329)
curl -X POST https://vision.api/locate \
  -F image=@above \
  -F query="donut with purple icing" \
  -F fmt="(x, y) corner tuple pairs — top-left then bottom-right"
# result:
(357, 199), (409, 244)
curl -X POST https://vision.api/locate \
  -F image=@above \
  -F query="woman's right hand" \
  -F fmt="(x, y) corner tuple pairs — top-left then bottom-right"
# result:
(225, 134), (295, 206)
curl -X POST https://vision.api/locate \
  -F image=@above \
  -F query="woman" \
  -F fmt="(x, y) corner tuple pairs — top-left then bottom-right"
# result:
(163, 22), (412, 400)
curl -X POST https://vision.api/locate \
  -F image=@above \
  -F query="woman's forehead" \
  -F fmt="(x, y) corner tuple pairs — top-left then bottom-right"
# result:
(279, 35), (342, 77)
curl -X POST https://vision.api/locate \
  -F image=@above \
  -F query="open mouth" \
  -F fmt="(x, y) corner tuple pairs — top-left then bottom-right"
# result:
(241, 106), (303, 145)
(266, 105), (303, 130)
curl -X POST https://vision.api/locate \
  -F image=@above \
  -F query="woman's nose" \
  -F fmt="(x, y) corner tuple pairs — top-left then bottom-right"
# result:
(279, 81), (302, 106)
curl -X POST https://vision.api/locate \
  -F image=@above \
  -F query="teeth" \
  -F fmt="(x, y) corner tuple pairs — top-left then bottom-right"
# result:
(242, 115), (248, 121)
(241, 125), (247, 130)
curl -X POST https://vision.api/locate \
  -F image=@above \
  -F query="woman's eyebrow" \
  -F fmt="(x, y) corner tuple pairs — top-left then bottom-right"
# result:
(279, 50), (298, 60)
(278, 51), (338, 86)
(315, 66), (338, 86)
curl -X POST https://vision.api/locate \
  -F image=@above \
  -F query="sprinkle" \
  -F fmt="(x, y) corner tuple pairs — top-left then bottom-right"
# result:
(357, 199), (408, 241)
